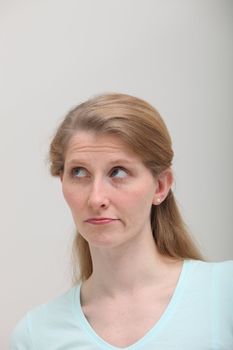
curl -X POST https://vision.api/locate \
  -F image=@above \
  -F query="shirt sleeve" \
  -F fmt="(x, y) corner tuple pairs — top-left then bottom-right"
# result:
(216, 260), (233, 318)
(213, 260), (233, 345)
(10, 314), (34, 350)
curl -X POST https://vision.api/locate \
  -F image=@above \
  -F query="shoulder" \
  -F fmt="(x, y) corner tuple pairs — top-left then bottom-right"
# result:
(187, 259), (233, 300)
(187, 258), (233, 275)
(211, 260), (233, 298)
(10, 286), (78, 350)
(213, 259), (233, 277)
(197, 259), (233, 284)
(10, 313), (32, 350)
(185, 259), (233, 289)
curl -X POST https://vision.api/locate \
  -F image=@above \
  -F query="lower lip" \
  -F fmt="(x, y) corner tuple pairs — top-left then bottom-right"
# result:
(86, 219), (118, 225)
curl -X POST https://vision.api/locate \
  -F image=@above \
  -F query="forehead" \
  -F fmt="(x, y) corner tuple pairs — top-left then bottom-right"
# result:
(65, 131), (139, 160)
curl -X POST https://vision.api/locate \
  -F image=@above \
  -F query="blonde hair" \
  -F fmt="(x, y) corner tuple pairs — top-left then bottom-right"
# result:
(49, 93), (203, 283)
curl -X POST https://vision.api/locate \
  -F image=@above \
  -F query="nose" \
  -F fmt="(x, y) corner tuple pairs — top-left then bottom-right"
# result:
(87, 178), (110, 210)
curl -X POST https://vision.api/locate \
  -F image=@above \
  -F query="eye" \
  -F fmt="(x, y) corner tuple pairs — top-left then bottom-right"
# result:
(71, 167), (88, 178)
(110, 167), (128, 179)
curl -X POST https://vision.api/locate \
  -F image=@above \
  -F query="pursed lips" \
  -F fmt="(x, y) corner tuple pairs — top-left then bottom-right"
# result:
(85, 218), (119, 225)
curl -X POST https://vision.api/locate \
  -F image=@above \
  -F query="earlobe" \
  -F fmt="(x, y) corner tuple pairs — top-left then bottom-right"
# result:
(152, 168), (173, 205)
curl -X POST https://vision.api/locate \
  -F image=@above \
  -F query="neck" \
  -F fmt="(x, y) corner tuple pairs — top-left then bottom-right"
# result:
(83, 230), (180, 298)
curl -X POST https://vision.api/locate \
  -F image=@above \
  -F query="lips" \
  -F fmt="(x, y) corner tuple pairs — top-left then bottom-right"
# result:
(85, 218), (118, 225)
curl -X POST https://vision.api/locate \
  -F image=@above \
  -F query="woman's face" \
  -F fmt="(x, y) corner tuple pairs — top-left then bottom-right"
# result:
(61, 131), (165, 249)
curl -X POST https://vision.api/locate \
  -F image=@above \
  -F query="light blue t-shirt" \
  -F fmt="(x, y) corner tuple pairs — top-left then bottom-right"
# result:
(10, 259), (233, 349)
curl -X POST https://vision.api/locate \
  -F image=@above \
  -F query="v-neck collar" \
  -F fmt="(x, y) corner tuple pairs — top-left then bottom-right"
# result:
(72, 259), (192, 350)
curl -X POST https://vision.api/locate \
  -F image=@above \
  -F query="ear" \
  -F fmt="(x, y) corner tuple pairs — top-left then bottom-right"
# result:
(152, 168), (173, 205)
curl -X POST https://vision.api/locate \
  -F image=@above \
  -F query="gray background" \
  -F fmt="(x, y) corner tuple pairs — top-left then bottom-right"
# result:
(1, 1), (232, 348)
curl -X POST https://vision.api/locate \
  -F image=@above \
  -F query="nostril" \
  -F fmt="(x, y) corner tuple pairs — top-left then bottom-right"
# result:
(87, 192), (110, 209)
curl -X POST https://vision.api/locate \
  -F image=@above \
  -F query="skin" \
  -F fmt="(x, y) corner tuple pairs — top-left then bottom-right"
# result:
(60, 131), (183, 347)
(61, 131), (172, 248)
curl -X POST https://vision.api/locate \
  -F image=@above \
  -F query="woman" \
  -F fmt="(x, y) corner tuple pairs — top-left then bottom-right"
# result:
(11, 93), (233, 349)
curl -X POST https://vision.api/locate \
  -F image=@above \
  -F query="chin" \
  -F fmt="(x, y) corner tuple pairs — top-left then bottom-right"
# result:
(87, 235), (127, 250)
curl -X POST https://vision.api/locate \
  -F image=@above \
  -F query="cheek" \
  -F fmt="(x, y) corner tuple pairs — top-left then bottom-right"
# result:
(137, 184), (156, 209)
(62, 184), (82, 210)
(122, 185), (155, 213)
(62, 183), (70, 204)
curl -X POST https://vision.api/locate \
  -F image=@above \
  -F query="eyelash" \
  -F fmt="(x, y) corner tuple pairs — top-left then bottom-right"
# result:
(70, 166), (128, 180)
(70, 167), (88, 178)
(110, 167), (128, 178)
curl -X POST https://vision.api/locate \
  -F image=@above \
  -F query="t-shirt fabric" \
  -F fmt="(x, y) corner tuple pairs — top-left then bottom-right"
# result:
(10, 259), (233, 349)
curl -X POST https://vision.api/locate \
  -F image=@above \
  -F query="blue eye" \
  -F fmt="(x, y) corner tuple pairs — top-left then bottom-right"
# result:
(71, 167), (87, 178)
(110, 167), (128, 178)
